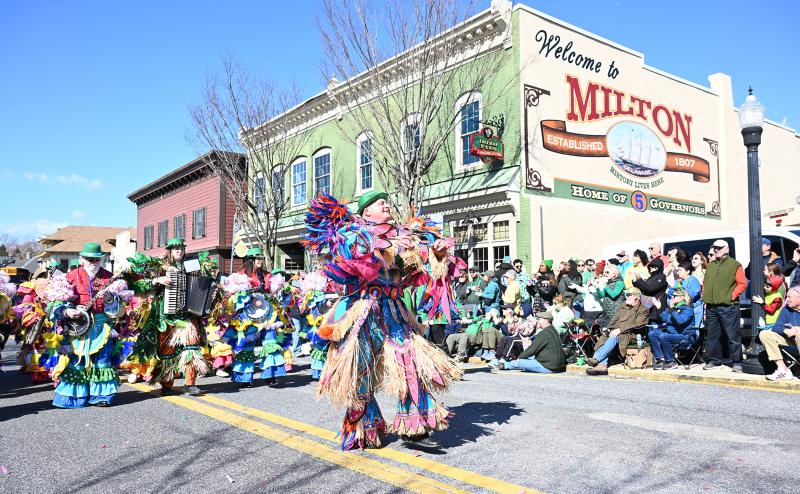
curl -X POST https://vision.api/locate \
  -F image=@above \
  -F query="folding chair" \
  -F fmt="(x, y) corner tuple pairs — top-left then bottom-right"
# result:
(566, 319), (597, 361)
(675, 325), (706, 370)
(780, 345), (799, 375)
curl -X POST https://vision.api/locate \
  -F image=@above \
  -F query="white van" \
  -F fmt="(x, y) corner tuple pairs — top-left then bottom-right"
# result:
(601, 227), (800, 268)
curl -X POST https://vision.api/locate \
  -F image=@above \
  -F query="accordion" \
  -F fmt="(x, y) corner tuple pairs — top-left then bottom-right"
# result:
(163, 271), (216, 317)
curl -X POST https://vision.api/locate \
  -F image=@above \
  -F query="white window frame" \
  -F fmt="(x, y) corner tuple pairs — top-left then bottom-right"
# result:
(355, 131), (374, 196)
(272, 166), (286, 209)
(157, 220), (168, 247)
(254, 172), (266, 215)
(173, 214), (185, 240)
(290, 157), (308, 208)
(143, 225), (154, 250)
(402, 113), (422, 157)
(192, 207), (206, 239)
(454, 91), (483, 171)
(312, 148), (333, 197)
(449, 213), (515, 270)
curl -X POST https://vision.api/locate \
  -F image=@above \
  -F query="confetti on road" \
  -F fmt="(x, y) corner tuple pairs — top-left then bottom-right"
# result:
(226, 474), (235, 483)
(0, 466), (8, 475)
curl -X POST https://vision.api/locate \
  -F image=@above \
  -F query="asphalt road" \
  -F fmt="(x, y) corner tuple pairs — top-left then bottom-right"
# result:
(2, 340), (799, 494)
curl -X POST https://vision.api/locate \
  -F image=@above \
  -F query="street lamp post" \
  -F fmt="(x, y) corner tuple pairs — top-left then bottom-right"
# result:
(739, 87), (766, 371)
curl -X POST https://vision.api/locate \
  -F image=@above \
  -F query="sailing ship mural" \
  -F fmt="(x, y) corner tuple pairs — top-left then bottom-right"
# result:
(607, 122), (667, 178)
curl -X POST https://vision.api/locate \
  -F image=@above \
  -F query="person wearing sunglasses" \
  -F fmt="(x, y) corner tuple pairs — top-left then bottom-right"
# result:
(700, 239), (747, 372)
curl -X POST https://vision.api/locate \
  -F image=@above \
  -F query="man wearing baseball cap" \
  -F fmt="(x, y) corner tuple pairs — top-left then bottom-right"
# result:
(586, 287), (650, 375)
(701, 239), (747, 372)
(496, 311), (566, 373)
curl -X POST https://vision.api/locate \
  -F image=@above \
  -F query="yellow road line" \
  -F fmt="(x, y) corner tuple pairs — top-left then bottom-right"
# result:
(127, 383), (470, 494)
(198, 393), (542, 494)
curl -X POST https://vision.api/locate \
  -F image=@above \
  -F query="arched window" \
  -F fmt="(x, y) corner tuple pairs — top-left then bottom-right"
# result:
(356, 131), (374, 194)
(291, 156), (307, 207)
(313, 147), (332, 196)
(455, 91), (482, 169)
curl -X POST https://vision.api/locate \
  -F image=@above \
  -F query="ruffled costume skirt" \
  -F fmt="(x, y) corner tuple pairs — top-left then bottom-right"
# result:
(53, 314), (120, 408)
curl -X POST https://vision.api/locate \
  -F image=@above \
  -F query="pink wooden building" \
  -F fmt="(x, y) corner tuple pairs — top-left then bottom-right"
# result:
(127, 151), (245, 274)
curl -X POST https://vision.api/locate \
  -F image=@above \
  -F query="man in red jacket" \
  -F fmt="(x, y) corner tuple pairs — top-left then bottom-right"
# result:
(53, 242), (118, 408)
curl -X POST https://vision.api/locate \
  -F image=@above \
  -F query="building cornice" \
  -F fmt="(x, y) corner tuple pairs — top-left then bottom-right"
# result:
(245, 0), (513, 144)
(127, 150), (244, 206)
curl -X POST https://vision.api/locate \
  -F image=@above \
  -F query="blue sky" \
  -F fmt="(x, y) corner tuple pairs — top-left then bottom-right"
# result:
(1, 0), (797, 240)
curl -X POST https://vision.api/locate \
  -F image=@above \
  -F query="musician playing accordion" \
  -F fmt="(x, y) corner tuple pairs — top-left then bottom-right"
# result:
(50, 242), (119, 408)
(126, 238), (211, 396)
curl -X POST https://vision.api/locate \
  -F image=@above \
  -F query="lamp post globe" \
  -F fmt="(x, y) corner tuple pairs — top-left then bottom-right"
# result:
(739, 87), (766, 374)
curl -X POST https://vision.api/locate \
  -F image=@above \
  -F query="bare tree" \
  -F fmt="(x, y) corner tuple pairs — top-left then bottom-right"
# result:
(0, 234), (44, 259)
(320, 0), (513, 216)
(188, 58), (312, 269)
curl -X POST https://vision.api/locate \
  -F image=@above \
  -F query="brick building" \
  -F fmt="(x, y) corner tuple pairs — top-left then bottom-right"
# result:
(127, 151), (245, 274)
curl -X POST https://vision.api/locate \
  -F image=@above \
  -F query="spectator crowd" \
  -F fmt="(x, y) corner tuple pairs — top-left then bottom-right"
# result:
(438, 238), (800, 382)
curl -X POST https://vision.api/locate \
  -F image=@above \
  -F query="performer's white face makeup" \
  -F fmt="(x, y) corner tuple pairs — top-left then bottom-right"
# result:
(171, 247), (185, 262)
(363, 198), (392, 223)
(254, 259), (264, 269)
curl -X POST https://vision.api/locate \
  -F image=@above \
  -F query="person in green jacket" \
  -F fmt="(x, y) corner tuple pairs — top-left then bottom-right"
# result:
(445, 312), (493, 361)
(496, 311), (566, 373)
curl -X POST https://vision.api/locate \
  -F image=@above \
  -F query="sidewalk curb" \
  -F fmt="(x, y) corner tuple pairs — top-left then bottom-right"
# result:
(566, 364), (800, 392)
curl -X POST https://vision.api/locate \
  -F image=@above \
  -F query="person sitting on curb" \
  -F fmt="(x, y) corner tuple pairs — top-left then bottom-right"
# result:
(648, 288), (696, 370)
(586, 287), (650, 376)
(496, 312), (566, 374)
(759, 285), (800, 381)
(445, 314), (486, 362)
(475, 307), (504, 361)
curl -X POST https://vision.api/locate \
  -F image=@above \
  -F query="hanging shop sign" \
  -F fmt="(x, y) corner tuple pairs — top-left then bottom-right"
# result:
(469, 127), (504, 163)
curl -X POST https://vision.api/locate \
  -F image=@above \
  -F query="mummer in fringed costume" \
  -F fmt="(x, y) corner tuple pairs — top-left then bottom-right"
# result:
(125, 238), (212, 396)
(258, 273), (293, 384)
(48, 243), (121, 408)
(304, 191), (465, 451)
(298, 271), (333, 380)
(0, 271), (17, 366)
(13, 272), (52, 382)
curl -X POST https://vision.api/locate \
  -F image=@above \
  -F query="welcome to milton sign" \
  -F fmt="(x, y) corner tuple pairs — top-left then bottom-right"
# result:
(524, 27), (720, 218)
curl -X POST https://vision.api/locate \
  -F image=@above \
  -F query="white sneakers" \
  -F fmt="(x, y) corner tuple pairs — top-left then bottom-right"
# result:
(215, 369), (231, 378)
(766, 368), (796, 381)
(126, 373), (139, 384)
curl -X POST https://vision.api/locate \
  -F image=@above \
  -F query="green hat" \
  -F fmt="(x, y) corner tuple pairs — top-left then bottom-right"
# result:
(69, 259), (80, 268)
(245, 247), (264, 258)
(79, 242), (106, 258)
(543, 259), (553, 270)
(165, 238), (185, 249)
(271, 268), (282, 275)
(357, 190), (390, 215)
(47, 260), (59, 268)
